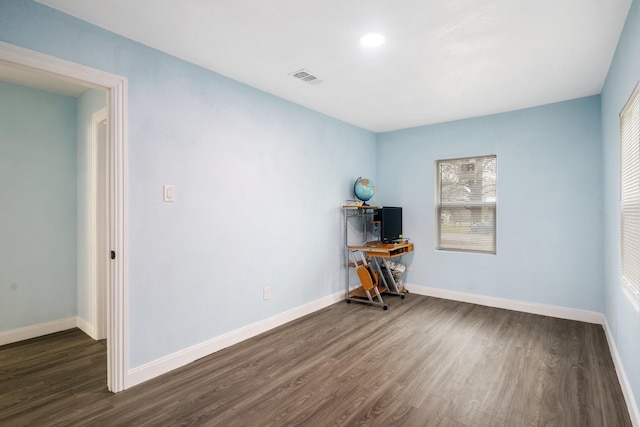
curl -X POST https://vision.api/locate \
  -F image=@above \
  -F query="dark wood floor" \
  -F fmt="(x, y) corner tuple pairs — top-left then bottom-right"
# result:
(0, 295), (632, 426)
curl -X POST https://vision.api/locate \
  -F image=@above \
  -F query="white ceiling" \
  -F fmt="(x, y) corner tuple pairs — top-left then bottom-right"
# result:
(36, 0), (631, 132)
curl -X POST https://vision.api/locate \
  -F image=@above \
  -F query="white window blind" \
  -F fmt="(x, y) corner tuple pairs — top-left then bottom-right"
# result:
(436, 155), (497, 254)
(620, 84), (640, 297)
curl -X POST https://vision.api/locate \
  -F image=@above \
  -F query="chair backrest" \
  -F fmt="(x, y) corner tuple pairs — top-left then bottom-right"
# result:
(364, 264), (378, 287)
(356, 266), (373, 291)
(357, 264), (378, 291)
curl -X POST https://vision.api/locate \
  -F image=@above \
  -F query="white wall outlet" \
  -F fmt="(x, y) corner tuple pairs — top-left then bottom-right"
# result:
(406, 263), (412, 272)
(163, 184), (175, 202)
(263, 287), (271, 301)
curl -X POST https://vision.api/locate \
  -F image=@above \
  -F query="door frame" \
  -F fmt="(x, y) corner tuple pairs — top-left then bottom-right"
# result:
(91, 107), (108, 341)
(0, 41), (128, 392)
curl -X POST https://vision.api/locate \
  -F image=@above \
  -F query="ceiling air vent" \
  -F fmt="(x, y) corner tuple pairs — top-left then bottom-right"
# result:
(289, 69), (322, 84)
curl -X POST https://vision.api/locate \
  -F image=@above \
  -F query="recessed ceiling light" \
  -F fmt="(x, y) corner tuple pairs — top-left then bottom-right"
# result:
(360, 33), (385, 47)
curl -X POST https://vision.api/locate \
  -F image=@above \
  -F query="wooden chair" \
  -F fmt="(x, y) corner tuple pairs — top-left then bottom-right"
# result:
(350, 250), (387, 309)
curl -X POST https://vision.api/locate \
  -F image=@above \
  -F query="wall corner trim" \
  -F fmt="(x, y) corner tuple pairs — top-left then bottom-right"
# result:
(76, 316), (97, 340)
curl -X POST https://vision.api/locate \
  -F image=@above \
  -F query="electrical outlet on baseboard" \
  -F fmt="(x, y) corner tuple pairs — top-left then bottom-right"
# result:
(263, 287), (271, 301)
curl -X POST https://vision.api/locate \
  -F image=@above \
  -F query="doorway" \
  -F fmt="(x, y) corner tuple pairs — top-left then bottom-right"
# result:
(0, 41), (127, 392)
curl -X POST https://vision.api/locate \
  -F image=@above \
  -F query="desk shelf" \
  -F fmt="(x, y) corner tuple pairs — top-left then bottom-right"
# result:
(348, 284), (388, 299)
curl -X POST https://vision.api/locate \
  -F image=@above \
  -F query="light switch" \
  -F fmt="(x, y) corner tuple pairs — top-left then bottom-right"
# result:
(163, 185), (175, 202)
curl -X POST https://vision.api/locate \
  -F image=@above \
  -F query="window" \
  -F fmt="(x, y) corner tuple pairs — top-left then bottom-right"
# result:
(436, 155), (497, 254)
(620, 84), (640, 299)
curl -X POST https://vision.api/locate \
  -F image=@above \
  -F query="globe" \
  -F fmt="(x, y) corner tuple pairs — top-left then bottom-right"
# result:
(354, 177), (376, 205)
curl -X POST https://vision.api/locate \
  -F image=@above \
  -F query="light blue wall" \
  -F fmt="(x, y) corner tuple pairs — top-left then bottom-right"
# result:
(0, 1), (376, 367)
(377, 96), (603, 312)
(76, 88), (106, 328)
(4, 3), (634, 411)
(602, 0), (640, 412)
(0, 80), (78, 331)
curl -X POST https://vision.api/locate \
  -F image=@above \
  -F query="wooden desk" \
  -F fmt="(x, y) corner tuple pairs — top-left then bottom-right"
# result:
(347, 242), (414, 258)
(347, 242), (413, 298)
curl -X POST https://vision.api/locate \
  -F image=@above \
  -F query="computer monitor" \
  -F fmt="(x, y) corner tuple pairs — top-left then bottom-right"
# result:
(375, 207), (403, 243)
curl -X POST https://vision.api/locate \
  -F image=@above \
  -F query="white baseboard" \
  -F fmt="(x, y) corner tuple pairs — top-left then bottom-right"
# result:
(2, 290), (637, 425)
(76, 317), (96, 340)
(602, 317), (640, 427)
(404, 283), (603, 324)
(125, 291), (344, 389)
(0, 317), (78, 346)
(405, 283), (639, 425)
